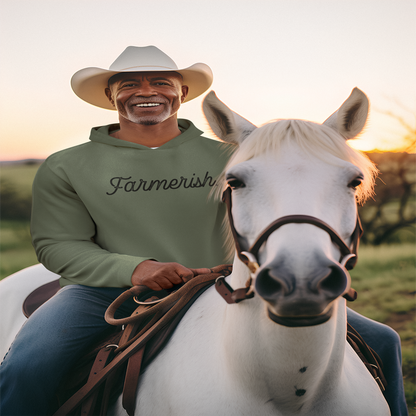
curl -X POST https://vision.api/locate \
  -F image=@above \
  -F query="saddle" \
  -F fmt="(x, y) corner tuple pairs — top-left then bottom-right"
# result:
(22, 265), (386, 416)
(23, 265), (233, 416)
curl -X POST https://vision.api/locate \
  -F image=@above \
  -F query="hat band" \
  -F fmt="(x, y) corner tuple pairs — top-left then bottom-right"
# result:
(111, 65), (178, 71)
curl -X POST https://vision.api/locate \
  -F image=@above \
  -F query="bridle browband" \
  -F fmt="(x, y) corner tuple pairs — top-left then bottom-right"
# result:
(215, 186), (363, 304)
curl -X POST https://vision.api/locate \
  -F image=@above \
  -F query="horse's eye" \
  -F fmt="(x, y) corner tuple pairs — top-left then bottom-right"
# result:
(348, 176), (363, 190)
(226, 177), (246, 190)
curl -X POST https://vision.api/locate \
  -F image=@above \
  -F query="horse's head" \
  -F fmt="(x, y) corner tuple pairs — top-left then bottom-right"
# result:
(203, 88), (377, 326)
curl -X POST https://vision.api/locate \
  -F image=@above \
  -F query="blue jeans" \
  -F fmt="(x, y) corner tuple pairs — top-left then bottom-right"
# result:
(347, 308), (408, 416)
(0, 286), (408, 416)
(0, 285), (138, 416)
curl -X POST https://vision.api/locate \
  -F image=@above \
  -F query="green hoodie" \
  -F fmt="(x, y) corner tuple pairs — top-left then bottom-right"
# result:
(31, 120), (232, 287)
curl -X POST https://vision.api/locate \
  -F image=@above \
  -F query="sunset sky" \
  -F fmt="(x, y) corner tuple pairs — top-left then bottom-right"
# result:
(0, 0), (415, 161)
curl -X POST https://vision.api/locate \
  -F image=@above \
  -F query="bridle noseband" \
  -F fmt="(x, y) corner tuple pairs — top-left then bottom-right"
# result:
(215, 187), (362, 304)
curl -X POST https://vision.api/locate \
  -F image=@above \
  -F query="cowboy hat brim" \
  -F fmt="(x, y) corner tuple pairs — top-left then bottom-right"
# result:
(71, 63), (213, 110)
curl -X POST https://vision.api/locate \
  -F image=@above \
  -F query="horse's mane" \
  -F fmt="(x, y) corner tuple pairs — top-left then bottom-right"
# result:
(214, 119), (378, 259)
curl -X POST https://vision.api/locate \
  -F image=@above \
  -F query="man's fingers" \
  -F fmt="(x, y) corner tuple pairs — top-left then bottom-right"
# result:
(168, 272), (185, 285)
(132, 261), (212, 290)
(180, 267), (211, 282)
(150, 267), (186, 288)
(178, 268), (195, 283)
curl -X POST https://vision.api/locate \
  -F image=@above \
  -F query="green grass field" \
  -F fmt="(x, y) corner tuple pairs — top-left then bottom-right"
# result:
(1, 163), (40, 198)
(1, 163), (41, 277)
(0, 221), (37, 278)
(1, 162), (415, 413)
(348, 243), (415, 413)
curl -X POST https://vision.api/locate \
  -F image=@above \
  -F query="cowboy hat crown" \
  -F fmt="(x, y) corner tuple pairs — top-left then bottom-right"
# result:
(71, 46), (213, 110)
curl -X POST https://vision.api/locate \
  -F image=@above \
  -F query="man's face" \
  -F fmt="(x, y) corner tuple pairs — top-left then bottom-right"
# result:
(105, 72), (188, 126)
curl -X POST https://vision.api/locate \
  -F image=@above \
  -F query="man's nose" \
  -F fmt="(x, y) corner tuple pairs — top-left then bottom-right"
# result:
(135, 82), (157, 96)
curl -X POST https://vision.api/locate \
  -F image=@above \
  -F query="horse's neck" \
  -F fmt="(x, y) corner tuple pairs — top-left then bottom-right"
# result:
(223, 259), (348, 410)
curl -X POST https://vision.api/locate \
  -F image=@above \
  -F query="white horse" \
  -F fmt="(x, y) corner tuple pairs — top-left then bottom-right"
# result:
(0, 88), (390, 415)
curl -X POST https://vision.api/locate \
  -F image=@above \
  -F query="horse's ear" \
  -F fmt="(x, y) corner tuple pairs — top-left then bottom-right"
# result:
(323, 88), (369, 140)
(203, 91), (257, 145)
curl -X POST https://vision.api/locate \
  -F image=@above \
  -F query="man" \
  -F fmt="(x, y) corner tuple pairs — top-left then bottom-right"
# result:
(0, 46), (407, 416)
(0, 45), (231, 416)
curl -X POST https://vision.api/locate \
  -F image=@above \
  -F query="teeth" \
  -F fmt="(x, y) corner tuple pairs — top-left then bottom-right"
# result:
(136, 103), (161, 107)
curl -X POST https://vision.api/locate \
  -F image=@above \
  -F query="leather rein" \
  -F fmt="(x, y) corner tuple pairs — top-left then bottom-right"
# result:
(215, 186), (363, 304)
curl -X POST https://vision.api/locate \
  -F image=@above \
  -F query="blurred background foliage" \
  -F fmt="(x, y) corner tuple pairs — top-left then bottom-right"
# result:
(359, 151), (416, 245)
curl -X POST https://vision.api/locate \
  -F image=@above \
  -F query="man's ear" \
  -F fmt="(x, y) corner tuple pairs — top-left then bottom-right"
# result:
(181, 85), (189, 103)
(105, 88), (116, 108)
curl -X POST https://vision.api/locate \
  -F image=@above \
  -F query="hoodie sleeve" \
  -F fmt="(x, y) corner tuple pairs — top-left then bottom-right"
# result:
(31, 162), (155, 287)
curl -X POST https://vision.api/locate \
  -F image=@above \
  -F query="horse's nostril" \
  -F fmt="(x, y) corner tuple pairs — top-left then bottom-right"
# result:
(317, 266), (347, 297)
(255, 267), (290, 299)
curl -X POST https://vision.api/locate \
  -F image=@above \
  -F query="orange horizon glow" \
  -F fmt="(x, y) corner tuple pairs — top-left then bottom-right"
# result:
(1, 111), (415, 162)
(1, 137), (414, 163)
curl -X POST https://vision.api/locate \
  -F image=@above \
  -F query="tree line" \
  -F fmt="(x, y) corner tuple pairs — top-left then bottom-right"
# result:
(358, 152), (415, 245)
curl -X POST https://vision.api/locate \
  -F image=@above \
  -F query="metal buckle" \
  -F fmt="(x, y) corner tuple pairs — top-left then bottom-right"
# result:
(241, 251), (260, 274)
(375, 377), (385, 392)
(105, 344), (119, 351)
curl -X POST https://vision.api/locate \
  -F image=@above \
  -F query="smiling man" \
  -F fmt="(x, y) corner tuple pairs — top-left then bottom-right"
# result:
(105, 71), (188, 145)
(0, 46), (231, 415)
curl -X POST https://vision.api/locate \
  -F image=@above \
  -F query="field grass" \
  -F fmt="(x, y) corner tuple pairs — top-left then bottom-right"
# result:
(0, 221), (38, 279)
(1, 163), (41, 197)
(349, 243), (416, 414)
(0, 163), (41, 276)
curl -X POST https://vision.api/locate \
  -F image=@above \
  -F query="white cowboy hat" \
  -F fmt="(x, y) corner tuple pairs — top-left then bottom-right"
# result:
(71, 46), (213, 110)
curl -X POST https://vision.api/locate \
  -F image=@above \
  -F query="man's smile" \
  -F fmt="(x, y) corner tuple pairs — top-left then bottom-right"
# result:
(135, 103), (162, 107)
(106, 71), (187, 126)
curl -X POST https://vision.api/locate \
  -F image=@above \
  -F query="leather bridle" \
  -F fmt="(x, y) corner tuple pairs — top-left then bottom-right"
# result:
(215, 186), (362, 304)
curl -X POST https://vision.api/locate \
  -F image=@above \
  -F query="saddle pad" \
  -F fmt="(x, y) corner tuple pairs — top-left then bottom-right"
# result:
(22, 279), (61, 318)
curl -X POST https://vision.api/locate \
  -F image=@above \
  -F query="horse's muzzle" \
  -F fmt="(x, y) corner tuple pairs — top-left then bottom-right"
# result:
(255, 257), (350, 327)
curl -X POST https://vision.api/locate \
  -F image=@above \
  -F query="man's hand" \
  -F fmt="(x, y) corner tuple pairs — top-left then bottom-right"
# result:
(131, 260), (211, 290)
